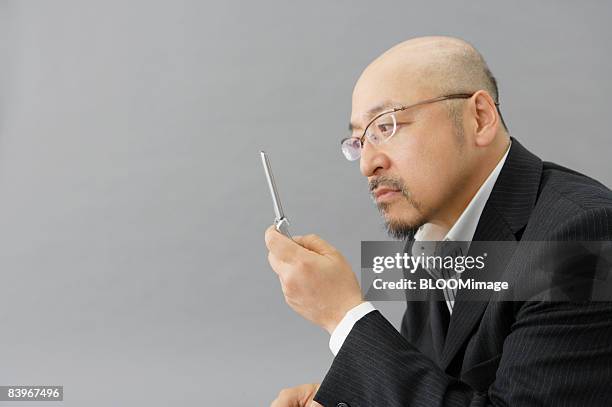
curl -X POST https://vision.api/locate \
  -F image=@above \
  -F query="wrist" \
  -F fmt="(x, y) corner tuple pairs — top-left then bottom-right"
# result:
(324, 299), (365, 334)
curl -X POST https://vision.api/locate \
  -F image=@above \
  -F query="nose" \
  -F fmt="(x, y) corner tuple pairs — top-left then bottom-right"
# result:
(360, 141), (391, 177)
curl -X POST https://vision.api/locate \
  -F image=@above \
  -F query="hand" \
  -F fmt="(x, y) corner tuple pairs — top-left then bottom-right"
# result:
(270, 383), (322, 407)
(265, 225), (364, 334)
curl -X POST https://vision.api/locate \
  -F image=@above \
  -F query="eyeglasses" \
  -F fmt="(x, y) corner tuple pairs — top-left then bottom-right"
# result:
(340, 93), (486, 161)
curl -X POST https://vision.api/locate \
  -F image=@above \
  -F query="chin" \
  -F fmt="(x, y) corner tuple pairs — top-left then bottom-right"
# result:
(384, 218), (420, 240)
(381, 200), (415, 221)
(381, 206), (423, 239)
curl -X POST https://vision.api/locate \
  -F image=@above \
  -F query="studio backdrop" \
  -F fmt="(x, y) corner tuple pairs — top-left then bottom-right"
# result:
(0, 1), (610, 406)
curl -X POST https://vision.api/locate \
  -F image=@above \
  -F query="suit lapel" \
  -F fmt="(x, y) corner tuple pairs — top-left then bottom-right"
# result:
(439, 206), (516, 369)
(438, 138), (543, 370)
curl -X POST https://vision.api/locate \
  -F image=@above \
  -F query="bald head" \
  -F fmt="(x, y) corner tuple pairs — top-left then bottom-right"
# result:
(353, 36), (506, 131)
(381, 37), (498, 99)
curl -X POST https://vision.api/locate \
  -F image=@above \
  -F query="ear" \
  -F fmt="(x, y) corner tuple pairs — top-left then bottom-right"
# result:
(471, 90), (500, 147)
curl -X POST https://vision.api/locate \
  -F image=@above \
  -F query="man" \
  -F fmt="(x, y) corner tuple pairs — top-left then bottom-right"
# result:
(265, 36), (612, 406)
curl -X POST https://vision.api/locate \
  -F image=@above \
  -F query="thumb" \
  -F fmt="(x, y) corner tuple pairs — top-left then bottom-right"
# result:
(293, 234), (336, 256)
(311, 402), (323, 407)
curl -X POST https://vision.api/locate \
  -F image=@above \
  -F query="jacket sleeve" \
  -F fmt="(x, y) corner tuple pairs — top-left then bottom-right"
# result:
(313, 301), (612, 407)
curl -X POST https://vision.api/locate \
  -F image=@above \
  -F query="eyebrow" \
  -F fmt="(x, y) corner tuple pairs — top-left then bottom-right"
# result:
(348, 101), (396, 132)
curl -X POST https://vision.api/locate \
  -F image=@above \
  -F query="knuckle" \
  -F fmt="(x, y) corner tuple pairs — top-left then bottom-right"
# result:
(293, 258), (306, 271)
(294, 256), (312, 271)
(264, 235), (272, 250)
(282, 274), (298, 295)
(284, 297), (295, 308)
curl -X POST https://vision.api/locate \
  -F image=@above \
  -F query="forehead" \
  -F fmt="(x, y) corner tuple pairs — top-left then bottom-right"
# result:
(350, 61), (429, 127)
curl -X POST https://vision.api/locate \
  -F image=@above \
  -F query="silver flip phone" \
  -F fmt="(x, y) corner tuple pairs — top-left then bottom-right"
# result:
(260, 151), (292, 238)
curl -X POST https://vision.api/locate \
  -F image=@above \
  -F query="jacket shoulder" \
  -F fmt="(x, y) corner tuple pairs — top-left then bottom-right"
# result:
(540, 161), (612, 210)
(529, 162), (612, 239)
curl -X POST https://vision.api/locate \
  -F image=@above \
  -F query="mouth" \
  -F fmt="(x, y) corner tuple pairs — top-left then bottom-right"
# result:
(374, 187), (402, 203)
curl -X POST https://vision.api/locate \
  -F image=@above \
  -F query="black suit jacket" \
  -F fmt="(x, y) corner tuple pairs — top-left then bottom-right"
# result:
(314, 139), (612, 407)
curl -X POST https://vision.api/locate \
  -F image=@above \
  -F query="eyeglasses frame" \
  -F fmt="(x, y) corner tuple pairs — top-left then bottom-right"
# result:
(341, 92), (501, 160)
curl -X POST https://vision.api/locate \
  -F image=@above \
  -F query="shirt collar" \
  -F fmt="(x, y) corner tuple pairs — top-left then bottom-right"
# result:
(414, 142), (511, 242)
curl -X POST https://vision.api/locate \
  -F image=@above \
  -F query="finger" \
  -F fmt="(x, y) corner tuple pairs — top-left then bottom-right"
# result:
(267, 250), (286, 277)
(270, 396), (285, 407)
(307, 384), (322, 407)
(265, 225), (303, 263)
(269, 393), (285, 407)
(270, 388), (296, 407)
(264, 224), (279, 250)
(269, 396), (284, 407)
(293, 234), (336, 256)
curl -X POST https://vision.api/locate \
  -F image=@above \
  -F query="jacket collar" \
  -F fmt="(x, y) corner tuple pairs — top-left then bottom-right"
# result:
(439, 137), (543, 370)
(475, 137), (543, 240)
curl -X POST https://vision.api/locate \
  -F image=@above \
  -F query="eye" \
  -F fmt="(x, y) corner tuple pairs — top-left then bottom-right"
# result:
(372, 114), (396, 137)
(377, 123), (394, 134)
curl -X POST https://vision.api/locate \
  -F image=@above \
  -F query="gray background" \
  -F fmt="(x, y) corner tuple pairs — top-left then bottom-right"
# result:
(0, 1), (610, 406)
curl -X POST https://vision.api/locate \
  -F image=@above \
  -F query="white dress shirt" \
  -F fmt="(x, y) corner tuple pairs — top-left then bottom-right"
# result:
(329, 143), (511, 356)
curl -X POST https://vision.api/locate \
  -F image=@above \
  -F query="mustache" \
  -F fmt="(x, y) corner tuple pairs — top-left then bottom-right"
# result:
(369, 176), (408, 198)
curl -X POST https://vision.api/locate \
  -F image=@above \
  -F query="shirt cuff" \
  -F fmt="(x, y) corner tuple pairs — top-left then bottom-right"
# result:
(329, 301), (376, 356)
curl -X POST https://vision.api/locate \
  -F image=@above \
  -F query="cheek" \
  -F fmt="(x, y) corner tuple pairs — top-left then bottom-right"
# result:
(389, 122), (463, 203)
